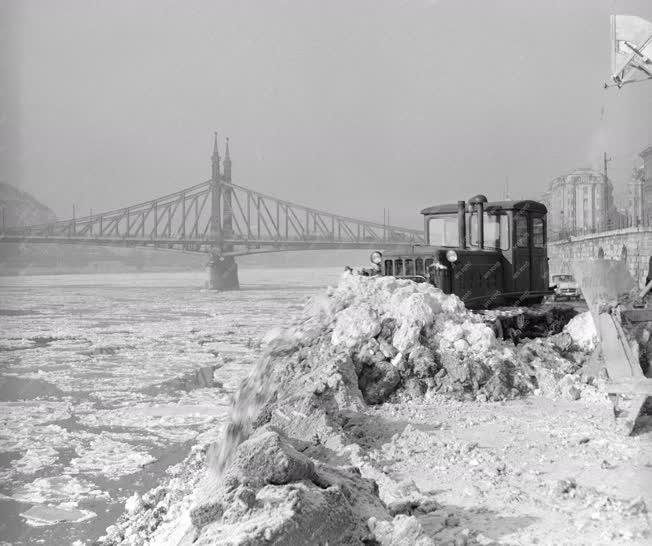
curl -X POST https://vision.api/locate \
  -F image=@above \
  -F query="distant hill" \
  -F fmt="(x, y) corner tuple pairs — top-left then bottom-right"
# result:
(0, 182), (57, 227)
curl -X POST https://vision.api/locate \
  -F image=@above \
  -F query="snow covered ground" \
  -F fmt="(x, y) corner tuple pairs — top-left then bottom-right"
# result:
(102, 272), (649, 546)
(0, 268), (343, 545)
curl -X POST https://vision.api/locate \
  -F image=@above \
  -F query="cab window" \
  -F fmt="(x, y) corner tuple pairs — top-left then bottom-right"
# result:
(427, 215), (459, 246)
(515, 215), (529, 248)
(469, 213), (510, 250)
(532, 217), (545, 247)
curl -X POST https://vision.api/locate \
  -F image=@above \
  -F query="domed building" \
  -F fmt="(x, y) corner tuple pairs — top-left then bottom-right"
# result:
(541, 168), (621, 239)
(628, 145), (652, 226)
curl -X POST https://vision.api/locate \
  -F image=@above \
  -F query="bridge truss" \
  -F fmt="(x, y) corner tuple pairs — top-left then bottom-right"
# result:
(1, 138), (424, 257)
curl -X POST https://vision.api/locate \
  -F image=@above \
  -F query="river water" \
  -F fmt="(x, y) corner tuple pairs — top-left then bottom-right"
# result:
(0, 267), (342, 545)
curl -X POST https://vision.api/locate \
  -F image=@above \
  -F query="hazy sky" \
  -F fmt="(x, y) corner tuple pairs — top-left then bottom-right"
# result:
(7, 0), (652, 228)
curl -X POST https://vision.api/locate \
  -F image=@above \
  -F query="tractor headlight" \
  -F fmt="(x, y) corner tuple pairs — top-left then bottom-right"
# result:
(446, 250), (458, 262)
(370, 251), (382, 265)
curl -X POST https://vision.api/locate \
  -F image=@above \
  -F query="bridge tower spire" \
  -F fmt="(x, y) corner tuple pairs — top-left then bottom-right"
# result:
(208, 131), (239, 290)
(210, 132), (222, 243)
(222, 137), (234, 242)
(223, 137), (231, 182)
(211, 131), (221, 181)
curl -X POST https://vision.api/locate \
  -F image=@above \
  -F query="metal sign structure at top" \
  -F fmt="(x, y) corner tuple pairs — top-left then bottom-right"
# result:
(606, 14), (652, 88)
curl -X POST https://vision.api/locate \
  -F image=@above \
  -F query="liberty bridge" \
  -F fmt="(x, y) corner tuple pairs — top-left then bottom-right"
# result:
(0, 134), (425, 289)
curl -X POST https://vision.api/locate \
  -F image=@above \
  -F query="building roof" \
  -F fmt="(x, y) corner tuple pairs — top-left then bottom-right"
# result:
(421, 200), (547, 215)
(556, 168), (603, 179)
(548, 168), (610, 190)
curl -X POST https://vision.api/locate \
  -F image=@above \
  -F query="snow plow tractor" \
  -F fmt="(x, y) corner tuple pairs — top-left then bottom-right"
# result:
(367, 194), (651, 433)
(369, 195), (576, 341)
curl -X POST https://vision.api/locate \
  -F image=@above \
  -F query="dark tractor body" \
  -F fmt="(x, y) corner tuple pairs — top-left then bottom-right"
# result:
(375, 195), (552, 310)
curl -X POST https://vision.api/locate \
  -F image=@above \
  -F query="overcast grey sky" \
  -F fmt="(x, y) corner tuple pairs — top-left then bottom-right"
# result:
(6, 0), (652, 228)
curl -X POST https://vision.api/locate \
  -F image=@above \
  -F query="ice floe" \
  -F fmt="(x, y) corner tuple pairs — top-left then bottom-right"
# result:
(67, 434), (156, 479)
(20, 504), (96, 527)
(12, 475), (107, 504)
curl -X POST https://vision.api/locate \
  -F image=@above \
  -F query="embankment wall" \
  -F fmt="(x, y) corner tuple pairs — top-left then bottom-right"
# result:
(548, 227), (652, 287)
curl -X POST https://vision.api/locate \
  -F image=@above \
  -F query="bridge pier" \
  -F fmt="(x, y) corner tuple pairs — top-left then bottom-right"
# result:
(208, 254), (240, 290)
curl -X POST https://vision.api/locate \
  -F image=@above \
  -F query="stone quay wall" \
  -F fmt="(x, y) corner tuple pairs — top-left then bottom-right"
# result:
(548, 227), (652, 287)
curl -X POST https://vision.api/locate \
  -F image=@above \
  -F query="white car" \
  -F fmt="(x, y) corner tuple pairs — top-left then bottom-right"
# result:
(552, 274), (581, 301)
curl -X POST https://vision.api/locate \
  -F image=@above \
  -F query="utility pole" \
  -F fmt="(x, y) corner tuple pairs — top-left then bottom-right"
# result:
(603, 152), (612, 182)
(603, 152), (613, 228)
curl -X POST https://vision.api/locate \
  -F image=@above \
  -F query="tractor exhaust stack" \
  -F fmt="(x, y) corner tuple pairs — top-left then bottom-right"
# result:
(457, 200), (466, 249)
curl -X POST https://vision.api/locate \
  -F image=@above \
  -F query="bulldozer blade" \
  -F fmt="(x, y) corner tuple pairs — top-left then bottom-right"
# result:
(571, 259), (648, 435)
(596, 313), (642, 380)
(570, 259), (636, 312)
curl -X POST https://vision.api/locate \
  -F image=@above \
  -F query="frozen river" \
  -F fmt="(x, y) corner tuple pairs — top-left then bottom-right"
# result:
(0, 267), (343, 544)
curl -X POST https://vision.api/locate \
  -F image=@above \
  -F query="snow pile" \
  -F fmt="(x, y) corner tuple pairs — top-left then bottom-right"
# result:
(210, 272), (596, 478)
(191, 427), (388, 545)
(102, 273), (601, 546)
(102, 428), (391, 545)
(324, 273), (528, 403)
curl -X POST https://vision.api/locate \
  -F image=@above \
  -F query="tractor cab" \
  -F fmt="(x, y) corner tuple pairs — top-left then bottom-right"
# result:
(372, 195), (551, 309)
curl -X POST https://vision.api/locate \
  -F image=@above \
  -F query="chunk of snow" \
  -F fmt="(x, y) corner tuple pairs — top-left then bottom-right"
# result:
(332, 305), (381, 348)
(564, 312), (597, 352)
